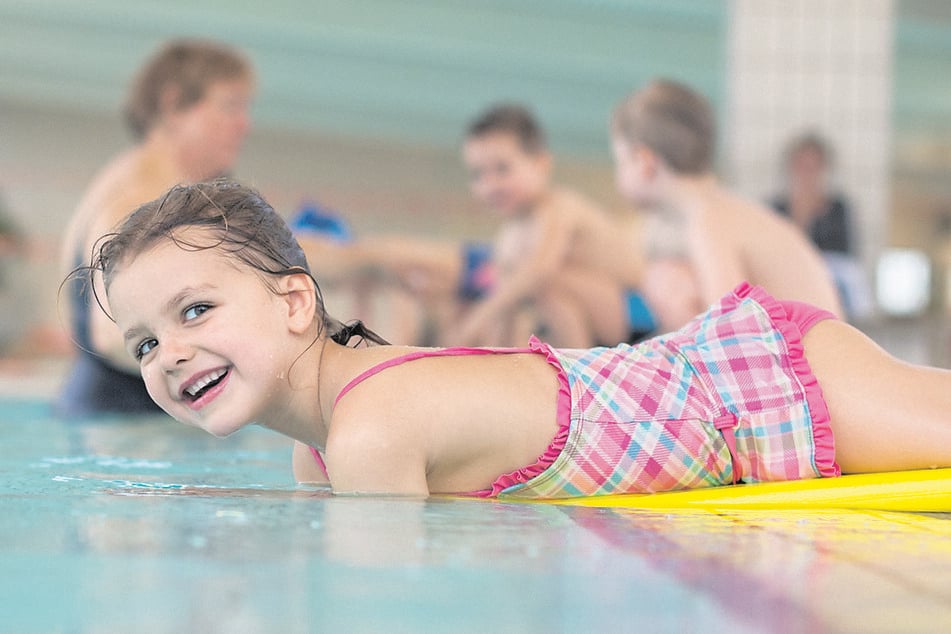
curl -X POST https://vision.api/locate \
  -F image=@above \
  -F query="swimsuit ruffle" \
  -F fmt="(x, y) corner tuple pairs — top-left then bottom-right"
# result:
(732, 282), (840, 477)
(470, 336), (572, 497)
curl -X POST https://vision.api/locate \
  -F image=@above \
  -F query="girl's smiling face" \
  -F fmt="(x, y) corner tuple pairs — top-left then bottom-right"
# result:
(107, 232), (300, 437)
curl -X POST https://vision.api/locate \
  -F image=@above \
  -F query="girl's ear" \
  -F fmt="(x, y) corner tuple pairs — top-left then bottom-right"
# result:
(278, 272), (318, 334)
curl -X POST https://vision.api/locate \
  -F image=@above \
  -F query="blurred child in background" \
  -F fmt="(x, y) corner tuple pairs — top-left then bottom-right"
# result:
(454, 104), (647, 348)
(610, 79), (842, 333)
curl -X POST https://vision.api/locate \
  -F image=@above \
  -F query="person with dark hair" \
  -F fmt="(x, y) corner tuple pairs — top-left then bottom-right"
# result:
(57, 38), (254, 416)
(91, 179), (951, 498)
(455, 103), (647, 347)
(770, 132), (871, 320)
(466, 103), (548, 154)
(772, 132), (852, 254)
(610, 79), (842, 332)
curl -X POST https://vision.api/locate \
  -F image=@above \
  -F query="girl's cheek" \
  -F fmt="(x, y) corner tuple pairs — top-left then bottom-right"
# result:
(140, 368), (162, 398)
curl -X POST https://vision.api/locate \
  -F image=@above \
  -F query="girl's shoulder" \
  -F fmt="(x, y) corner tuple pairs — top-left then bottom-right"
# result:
(324, 347), (451, 495)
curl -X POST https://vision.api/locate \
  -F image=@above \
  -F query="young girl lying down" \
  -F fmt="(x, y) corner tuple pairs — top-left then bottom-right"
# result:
(84, 179), (951, 499)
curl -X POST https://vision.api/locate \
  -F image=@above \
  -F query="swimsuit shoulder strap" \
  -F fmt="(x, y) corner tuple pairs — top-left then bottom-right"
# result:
(334, 346), (528, 408)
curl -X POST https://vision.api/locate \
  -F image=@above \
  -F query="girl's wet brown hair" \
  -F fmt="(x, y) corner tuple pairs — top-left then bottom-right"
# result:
(88, 178), (385, 347)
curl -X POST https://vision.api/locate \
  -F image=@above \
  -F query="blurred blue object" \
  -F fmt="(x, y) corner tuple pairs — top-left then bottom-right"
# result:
(625, 291), (657, 334)
(289, 201), (353, 243)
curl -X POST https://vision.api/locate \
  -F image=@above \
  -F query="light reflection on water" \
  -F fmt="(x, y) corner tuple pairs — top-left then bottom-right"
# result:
(2, 399), (950, 633)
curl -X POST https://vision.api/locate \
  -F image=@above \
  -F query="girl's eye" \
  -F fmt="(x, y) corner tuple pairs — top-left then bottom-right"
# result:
(183, 304), (211, 321)
(135, 338), (157, 361)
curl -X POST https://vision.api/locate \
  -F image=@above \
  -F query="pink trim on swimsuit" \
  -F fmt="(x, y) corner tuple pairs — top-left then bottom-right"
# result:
(333, 347), (522, 407)
(734, 282), (839, 478)
(308, 446), (329, 479)
(470, 338), (572, 497)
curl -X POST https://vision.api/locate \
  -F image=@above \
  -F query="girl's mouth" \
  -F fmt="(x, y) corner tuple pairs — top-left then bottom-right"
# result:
(182, 368), (229, 402)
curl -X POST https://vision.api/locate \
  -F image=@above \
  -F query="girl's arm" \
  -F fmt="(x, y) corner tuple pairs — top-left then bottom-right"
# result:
(324, 417), (430, 496)
(455, 207), (573, 345)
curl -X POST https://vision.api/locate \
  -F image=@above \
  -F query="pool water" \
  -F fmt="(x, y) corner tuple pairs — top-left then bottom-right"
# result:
(2, 398), (951, 632)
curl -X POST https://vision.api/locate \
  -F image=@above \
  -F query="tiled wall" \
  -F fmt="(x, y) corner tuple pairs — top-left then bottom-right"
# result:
(725, 0), (894, 273)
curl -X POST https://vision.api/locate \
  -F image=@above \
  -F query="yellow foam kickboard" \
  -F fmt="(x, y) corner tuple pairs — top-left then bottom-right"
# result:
(497, 468), (951, 511)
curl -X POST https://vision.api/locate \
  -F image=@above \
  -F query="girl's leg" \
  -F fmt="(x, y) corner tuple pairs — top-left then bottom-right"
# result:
(804, 320), (951, 473)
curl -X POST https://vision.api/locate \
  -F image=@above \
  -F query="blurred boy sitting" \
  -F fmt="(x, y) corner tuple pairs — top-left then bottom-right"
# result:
(610, 79), (842, 332)
(452, 104), (646, 348)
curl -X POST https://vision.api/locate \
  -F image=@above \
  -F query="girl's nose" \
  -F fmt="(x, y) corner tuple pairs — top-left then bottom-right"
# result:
(159, 339), (194, 374)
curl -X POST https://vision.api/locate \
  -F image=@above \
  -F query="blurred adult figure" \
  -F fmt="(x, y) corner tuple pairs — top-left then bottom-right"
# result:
(772, 132), (852, 255)
(57, 38), (254, 416)
(771, 132), (872, 320)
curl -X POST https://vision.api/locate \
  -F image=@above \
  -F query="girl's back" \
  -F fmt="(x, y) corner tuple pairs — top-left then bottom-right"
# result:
(326, 343), (561, 494)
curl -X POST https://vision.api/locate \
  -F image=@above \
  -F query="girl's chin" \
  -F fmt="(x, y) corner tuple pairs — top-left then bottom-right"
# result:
(185, 416), (248, 439)
(205, 422), (246, 438)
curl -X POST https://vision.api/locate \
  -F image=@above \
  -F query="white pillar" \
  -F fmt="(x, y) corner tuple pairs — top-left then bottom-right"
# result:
(725, 0), (894, 278)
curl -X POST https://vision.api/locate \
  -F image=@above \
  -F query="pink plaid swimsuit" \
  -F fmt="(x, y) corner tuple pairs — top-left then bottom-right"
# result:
(312, 283), (840, 499)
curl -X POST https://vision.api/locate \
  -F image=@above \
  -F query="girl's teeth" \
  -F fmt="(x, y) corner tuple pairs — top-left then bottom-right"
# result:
(186, 369), (226, 396)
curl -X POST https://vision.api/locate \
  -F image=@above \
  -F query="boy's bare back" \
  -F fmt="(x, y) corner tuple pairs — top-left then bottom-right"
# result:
(690, 188), (843, 316)
(612, 78), (844, 329)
